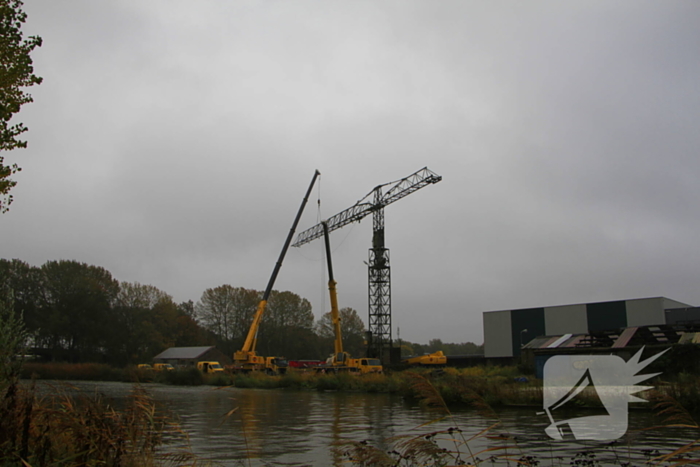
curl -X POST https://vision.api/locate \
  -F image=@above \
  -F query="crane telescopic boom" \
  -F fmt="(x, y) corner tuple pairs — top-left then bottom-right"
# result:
(320, 221), (382, 374)
(322, 222), (344, 359)
(233, 169), (320, 373)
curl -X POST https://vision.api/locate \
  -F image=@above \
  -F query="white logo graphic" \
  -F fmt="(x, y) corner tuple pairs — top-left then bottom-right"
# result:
(542, 347), (667, 441)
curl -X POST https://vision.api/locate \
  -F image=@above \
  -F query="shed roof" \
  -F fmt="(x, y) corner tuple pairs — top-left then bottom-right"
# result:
(153, 346), (215, 360)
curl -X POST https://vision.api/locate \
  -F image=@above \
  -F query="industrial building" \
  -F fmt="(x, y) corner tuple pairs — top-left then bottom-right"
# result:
(483, 297), (693, 359)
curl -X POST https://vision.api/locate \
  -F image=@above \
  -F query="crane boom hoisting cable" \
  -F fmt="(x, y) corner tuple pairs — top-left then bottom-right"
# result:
(293, 167), (442, 363)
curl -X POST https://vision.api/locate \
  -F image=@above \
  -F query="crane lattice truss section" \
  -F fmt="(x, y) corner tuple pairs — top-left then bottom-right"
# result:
(293, 167), (442, 362)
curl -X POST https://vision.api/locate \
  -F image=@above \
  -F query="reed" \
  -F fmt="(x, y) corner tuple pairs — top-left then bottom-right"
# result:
(203, 372), (233, 387)
(335, 371), (516, 466)
(278, 369), (316, 389)
(0, 380), (202, 466)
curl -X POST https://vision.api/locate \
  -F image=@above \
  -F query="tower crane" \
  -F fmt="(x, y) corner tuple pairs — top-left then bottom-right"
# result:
(292, 167), (442, 363)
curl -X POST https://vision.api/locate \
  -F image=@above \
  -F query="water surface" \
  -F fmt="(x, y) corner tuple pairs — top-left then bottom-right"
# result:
(37, 381), (699, 466)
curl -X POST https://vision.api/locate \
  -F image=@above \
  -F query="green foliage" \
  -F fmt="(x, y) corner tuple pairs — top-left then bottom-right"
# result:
(20, 362), (124, 381)
(0, 0), (42, 212)
(0, 259), (215, 366)
(258, 290), (318, 359)
(399, 366), (539, 409)
(315, 372), (357, 391)
(278, 369), (316, 389)
(203, 372), (233, 387)
(232, 371), (279, 389)
(0, 290), (27, 389)
(2, 255), (487, 370)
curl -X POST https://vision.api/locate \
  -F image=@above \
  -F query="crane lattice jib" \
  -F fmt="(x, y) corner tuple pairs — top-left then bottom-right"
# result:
(292, 167), (441, 247)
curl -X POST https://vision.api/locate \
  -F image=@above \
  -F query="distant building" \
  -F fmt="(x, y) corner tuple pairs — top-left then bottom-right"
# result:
(483, 297), (693, 359)
(153, 346), (230, 367)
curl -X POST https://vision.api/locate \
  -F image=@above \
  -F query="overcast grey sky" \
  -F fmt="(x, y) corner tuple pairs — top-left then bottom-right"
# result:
(1, 1), (699, 345)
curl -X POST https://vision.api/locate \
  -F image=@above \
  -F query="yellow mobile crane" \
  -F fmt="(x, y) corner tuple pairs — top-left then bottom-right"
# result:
(320, 221), (382, 374)
(232, 170), (320, 374)
(402, 351), (447, 367)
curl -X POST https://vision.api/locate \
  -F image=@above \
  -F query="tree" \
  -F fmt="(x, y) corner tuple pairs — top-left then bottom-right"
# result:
(115, 281), (172, 309)
(0, 258), (43, 336)
(316, 307), (367, 359)
(0, 0), (42, 212)
(195, 285), (259, 356)
(108, 282), (212, 365)
(258, 290), (315, 359)
(109, 282), (175, 365)
(39, 260), (119, 362)
(0, 289), (27, 388)
(177, 300), (195, 320)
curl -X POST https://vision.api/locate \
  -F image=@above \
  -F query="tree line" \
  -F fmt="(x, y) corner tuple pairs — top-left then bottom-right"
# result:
(0, 258), (481, 366)
(0, 259), (371, 365)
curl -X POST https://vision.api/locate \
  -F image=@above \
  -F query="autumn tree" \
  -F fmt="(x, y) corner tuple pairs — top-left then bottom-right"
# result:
(0, 0), (42, 212)
(195, 285), (259, 356)
(316, 307), (367, 359)
(115, 281), (171, 309)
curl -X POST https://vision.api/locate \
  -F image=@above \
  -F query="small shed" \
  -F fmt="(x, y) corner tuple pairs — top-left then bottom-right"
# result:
(153, 346), (230, 368)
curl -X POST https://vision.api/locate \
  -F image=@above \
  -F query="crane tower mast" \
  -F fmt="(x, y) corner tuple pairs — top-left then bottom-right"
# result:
(292, 167), (442, 363)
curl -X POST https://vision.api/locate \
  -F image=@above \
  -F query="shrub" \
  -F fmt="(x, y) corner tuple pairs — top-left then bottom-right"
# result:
(21, 362), (125, 382)
(204, 372), (233, 387)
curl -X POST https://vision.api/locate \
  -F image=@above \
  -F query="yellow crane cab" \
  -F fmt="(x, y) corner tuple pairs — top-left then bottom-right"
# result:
(403, 351), (447, 367)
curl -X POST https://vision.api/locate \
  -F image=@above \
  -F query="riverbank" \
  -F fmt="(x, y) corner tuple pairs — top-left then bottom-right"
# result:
(22, 362), (700, 415)
(20, 362), (541, 407)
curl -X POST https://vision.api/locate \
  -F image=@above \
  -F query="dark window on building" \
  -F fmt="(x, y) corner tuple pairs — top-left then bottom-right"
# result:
(511, 307), (545, 357)
(587, 301), (627, 332)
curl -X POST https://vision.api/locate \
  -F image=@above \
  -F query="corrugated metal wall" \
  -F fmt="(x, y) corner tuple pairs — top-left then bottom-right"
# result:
(484, 297), (691, 358)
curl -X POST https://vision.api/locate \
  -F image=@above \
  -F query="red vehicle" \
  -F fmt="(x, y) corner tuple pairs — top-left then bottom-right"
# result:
(288, 360), (326, 369)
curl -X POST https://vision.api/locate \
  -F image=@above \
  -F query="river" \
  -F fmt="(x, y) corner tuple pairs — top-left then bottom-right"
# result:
(35, 381), (700, 466)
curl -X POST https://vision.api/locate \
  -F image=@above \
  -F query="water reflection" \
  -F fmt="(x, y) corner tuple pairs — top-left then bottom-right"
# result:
(32, 381), (700, 466)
